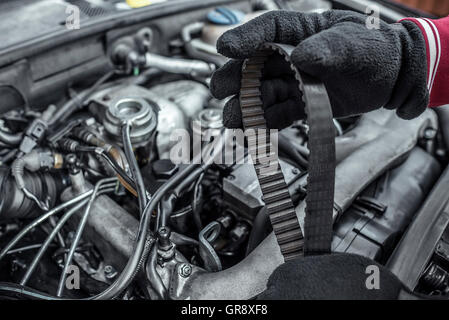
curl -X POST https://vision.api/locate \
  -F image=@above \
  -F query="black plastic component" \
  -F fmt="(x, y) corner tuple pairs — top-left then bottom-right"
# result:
(18, 119), (47, 154)
(333, 147), (441, 262)
(152, 159), (178, 180)
(419, 263), (449, 293)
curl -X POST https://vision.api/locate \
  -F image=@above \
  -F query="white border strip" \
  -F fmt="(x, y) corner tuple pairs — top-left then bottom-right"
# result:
(423, 18), (442, 93)
(415, 18), (441, 92)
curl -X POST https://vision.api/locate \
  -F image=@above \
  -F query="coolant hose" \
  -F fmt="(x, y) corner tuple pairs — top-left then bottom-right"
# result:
(0, 129), (22, 146)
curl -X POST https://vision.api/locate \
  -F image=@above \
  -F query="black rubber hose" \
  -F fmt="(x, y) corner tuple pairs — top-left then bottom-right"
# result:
(145, 244), (167, 299)
(192, 172), (205, 230)
(158, 193), (177, 232)
(185, 42), (225, 67)
(122, 124), (148, 214)
(0, 129), (22, 146)
(49, 71), (116, 126)
(0, 149), (17, 164)
(157, 165), (211, 230)
(171, 231), (199, 246)
(245, 207), (272, 256)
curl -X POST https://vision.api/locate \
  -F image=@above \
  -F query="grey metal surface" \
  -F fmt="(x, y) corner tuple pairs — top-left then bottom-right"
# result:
(61, 187), (139, 268)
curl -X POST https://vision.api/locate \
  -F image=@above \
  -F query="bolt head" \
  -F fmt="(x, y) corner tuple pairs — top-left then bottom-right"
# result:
(104, 265), (117, 279)
(179, 263), (192, 278)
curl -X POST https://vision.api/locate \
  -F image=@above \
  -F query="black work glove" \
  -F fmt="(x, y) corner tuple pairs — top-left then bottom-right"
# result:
(210, 10), (429, 129)
(257, 253), (405, 300)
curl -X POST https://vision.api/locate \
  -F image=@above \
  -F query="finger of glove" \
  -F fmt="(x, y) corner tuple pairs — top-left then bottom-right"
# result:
(262, 52), (297, 78)
(291, 24), (400, 114)
(210, 59), (243, 99)
(223, 96), (243, 129)
(292, 22), (401, 77)
(260, 77), (302, 108)
(385, 20), (428, 118)
(291, 26), (366, 76)
(395, 86), (428, 120)
(217, 10), (327, 59)
(264, 98), (306, 129)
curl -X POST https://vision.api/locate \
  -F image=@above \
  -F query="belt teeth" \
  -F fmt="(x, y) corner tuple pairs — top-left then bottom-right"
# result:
(273, 218), (302, 233)
(269, 208), (297, 224)
(242, 70), (262, 78)
(266, 198), (294, 213)
(261, 179), (286, 193)
(241, 88), (261, 99)
(274, 228), (303, 245)
(283, 251), (303, 261)
(264, 189), (291, 203)
(241, 50), (305, 261)
(281, 240), (304, 255)
(255, 161), (279, 176)
(245, 124), (266, 130)
(245, 130), (270, 144)
(242, 114), (266, 127)
(258, 171), (284, 184)
(248, 142), (272, 154)
(241, 106), (264, 118)
(241, 97), (263, 107)
(241, 78), (261, 88)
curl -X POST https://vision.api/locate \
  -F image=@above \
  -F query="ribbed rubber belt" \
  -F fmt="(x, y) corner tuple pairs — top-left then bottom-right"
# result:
(239, 43), (336, 260)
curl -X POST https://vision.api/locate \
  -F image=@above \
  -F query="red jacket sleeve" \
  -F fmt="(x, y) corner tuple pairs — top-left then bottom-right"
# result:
(401, 16), (449, 108)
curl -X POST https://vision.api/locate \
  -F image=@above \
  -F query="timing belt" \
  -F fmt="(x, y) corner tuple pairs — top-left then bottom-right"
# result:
(239, 43), (335, 260)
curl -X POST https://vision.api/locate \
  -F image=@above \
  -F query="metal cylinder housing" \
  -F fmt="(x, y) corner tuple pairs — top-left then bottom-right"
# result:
(103, 97), (157, 147)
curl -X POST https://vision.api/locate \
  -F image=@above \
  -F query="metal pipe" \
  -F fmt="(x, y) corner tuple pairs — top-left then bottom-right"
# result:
(20, 188), (114, 286)
(144, 52), (215, 76)
(56, 178), (117, 296)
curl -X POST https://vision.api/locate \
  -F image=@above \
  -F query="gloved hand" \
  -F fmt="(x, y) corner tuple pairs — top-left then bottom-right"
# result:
(257, 253), (405, 300)
(210, 10), (429, 129)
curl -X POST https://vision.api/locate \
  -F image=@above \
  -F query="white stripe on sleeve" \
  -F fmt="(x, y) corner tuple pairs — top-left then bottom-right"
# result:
(415, 18), (439, 90)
